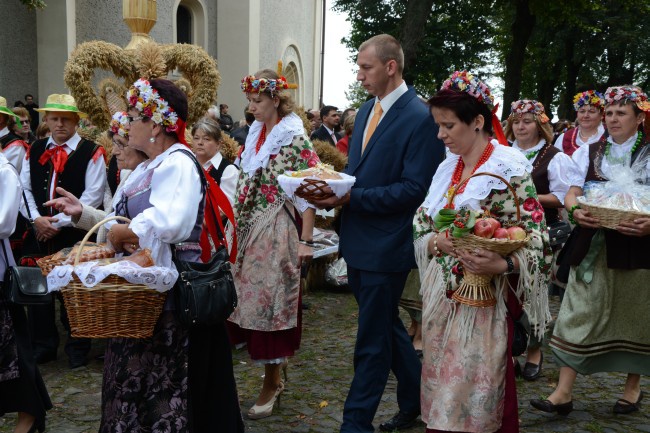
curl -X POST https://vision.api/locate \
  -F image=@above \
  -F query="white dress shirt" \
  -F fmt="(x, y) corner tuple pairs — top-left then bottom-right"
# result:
(361, 80), (409, 147)
(203, 151), (239, 207)
(20, 132), (106, 228)
(0, 126), (27, 173)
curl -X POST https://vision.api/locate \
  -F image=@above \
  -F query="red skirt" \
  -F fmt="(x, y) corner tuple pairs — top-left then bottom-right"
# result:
(226, 291), (302, 362)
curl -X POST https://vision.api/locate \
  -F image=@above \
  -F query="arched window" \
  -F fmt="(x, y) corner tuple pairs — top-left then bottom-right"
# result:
(283, 62), (300, 104)
(176, 5), (192, 44)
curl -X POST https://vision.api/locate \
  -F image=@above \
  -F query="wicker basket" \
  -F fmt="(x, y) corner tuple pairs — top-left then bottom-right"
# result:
(580, 201), (650, 230)
(36, 254), (66, 276)
(446, 172), (530, 307)
(295, 178), (335, 200)
(60, 216), (168, 338)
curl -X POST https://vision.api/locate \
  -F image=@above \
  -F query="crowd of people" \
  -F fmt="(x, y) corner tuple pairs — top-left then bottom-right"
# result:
(0, 32), (648, 433)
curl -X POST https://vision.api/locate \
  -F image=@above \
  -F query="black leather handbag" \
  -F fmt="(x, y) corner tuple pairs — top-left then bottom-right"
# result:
(170, 149), (238, 327)
(506, 302), (529, 357)
(1, 241), (52, 305)
(173, 245), (237, 326)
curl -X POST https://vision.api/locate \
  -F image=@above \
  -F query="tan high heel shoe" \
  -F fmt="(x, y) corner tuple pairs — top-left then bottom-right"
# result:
(248, 381), (285, 420)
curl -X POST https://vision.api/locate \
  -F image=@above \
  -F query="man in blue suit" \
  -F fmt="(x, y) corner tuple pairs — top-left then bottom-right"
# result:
(312, 34), (445, 433)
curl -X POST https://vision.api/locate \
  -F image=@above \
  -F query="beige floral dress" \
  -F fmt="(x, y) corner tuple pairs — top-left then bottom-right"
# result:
(413, 145), (551, 432)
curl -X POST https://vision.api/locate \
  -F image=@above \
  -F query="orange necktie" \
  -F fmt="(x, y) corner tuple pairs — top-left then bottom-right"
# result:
(363, 102), (383, 152)
(38, 144), (68, 174)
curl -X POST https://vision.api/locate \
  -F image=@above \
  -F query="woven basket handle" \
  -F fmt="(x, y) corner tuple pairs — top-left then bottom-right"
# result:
(74, 215), (132, 267)
(446, 171), (522, 222)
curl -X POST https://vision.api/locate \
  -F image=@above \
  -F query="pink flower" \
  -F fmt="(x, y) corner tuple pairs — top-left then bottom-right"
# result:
(300, 149), (312, 159)
(308, 158), (318, 167)
(269, 185), (278, 195)
(143, 106), (153, 117)
(523, 197), (538, 212)
(243, 186), (249, 194)
(531, 210), (544, 223)
(238, 194), (245, 203)
(129, 95), (138, 106)
(260, 184), (269, 194)
(266, 193), (275, 203)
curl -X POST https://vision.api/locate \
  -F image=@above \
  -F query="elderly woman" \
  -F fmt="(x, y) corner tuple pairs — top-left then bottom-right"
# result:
(191, 117), (238, 206)
(414, 71), (551, 432)
(98, 79), (243, 432)
(228, 69), (317, 419)
(531, 86), (650, 416)
(504, 100), (573, 380)
(45, 112), (147, 242)
(554, 91), (606, 155)
(0, 152), (51, 433)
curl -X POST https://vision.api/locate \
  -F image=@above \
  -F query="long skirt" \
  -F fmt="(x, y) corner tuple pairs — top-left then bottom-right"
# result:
(0, 297), (52, 429)
(100, 310), (244, 432)
(550, 247), (650, 375)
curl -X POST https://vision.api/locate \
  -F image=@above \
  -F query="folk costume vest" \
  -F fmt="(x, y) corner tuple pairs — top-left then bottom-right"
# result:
(0, 132), (27, 151)
(25, 138), (102, 254)
(561, 128), (580, 156)
(531, 144), (561, 224)
(564, 137), (650, 270)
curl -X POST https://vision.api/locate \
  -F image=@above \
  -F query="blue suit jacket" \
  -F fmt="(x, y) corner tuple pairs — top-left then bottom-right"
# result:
(339, 87), (445, 272)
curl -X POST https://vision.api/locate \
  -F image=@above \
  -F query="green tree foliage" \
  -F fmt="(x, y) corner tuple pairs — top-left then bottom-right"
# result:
(334, 0), (650, 119)
(344, 81), (370, 109)
(20, 0), (46, 10)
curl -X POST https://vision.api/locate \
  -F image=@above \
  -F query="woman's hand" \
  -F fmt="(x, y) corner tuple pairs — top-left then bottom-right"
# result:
(44, 187), (83, 219)
(297, 242), (313, 268)
(572, 208), (601, 229)
(107, 224), (140, 254)
(457, 248), (508, 275)
(427, 231), (456, 257)
(616, 217), (650, 237)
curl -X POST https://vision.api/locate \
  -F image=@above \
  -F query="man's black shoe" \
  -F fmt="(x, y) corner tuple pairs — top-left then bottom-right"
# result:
(68, 356), (88, 369)
(379, 410), (420, 431)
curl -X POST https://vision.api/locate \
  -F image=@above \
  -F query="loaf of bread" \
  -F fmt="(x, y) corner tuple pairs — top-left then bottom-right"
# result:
(290, 163), (342, 180)
(62, 243), (116, 265)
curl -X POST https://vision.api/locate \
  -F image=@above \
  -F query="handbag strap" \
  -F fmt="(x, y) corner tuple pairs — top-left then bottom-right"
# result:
(171, 149), (238, 263)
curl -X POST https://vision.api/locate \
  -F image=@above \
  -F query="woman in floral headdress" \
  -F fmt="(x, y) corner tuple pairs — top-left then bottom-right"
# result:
(97, 79), (244, 432)
(414, 71), (551, 432)
(504, 100), (573, 381)
(228, 69), (317, 419)
(554, 90), (606, 156)
(531, 86), (650, 417)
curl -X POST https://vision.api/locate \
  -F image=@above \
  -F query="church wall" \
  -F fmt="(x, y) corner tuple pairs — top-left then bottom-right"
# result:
(0, 0), (39, 110)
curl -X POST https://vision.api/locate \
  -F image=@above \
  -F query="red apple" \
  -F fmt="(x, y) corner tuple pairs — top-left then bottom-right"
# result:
(485, 217), (501, 231)
(473, 219), (496, 238)
(507, 226), (527, 240)
(493, 228), (509, 240)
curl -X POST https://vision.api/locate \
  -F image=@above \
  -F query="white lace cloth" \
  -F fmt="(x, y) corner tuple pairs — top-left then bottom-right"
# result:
(47, 261), (178, 293)
(422, 140), (532, 217)
(278, 172), (356, 201)
(239, 112), (305, 176)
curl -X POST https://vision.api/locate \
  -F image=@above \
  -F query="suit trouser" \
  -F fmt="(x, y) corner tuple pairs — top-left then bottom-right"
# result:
(341, 266), (421, 433)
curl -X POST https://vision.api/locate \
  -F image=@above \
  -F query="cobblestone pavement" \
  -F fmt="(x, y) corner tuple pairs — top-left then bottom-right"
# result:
(1, 289), (648, 432)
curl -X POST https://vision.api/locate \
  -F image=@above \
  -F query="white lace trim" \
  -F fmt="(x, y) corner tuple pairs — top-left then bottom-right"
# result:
(240, 112), (305, 176)
(47, 261), (178, 293)
(423, 141), (532, 218)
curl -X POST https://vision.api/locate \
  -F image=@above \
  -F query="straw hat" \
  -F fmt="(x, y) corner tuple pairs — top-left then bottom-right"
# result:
(0, 96), (19, 122)
(35, 94), (87, 118)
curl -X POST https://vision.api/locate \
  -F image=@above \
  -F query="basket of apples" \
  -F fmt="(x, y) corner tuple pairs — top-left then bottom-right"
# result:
(433, 172), (530, 308)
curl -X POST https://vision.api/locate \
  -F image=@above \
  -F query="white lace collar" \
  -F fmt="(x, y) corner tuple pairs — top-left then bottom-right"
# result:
(422, 140), (532, 217)
(512, 139), (546, 155)
(239, 112), (304, 175)
(606, 132), (638, 156)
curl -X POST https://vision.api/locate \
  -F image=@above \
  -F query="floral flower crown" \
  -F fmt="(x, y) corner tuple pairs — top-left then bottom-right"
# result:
(126, 78), (180, 133)
(573, 90), (605, 111)
(441, 70), (495, 111)
(509, 99), (550, 124)
(240, 75), (298, 96)
(604, 86), (650, 112)
(241, 61), (299, 97)
(109, 111), (129, 138)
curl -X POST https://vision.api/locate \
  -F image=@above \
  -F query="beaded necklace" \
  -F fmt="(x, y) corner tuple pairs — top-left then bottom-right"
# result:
(605, 131), (642, 164)
(449, 142), (495, 195)
(255, 124), (267, 154)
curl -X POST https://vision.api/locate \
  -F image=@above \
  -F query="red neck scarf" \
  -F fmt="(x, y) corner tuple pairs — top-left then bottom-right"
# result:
(38, 144), (68, 173)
